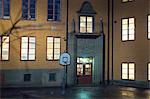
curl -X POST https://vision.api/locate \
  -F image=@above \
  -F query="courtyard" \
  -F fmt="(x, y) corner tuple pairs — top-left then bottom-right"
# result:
(1, 85), (150, 99)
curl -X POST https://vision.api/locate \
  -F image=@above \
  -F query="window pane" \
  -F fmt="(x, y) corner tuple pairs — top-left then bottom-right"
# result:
(122, 0), (128, 2)
(129, 24), (134, 29)
(129, 34), (134, 40)
(80, 16), (86, 33)
(21, 54), (28, 60)
(28, 55), (35, 60)
(77, 64), (83, 75)
(24, 74), (31, 81)
(22, 0), (28, 19)
(129, 63), (135, 80)
(122, 25), (128, 29)
(2, 36), (9, 60)
(48, 0), (54, 20)
(122, 35), (128, 41)
(0, 37), (1, 60)
(0, 0), (2, 17)
(122, 19), (128, 41)
(87, 27), (92, 33)
(80, 16), (86, 22)
(30, 0), (36, 19)
(47, 37), (53, 60)
(49, 73), (56, 81)
(55, 0), (60, 20)
(22, 37), (28, 42)
(54, 38), (60, 60)
(122, 63), (128, 79)
(129, 18), (134, 24)
(122, 19), (128, 25)
(21, 37), (28, 60)
(29, 37), (35, 60)
(4, 0), (10, 17)
(148, 63), (150, 80)
(148, 15), (150, 39)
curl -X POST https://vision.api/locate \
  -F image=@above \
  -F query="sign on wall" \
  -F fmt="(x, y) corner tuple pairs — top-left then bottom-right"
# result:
(59, 52), (71, 66)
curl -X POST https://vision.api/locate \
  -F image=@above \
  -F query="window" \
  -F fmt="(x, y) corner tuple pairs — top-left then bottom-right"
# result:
(121, 62), (135, 80)
(122, 0), (133, 3)
(47, 37), (60, 60)
(48, 0), (60, 21)
(49, 73), (56, 81)
(148, 63), (150, 81)
(0, 0), (10, 18)
(22, 0), (36, 20)
(0, 36), (9, 60)
(21, 37), (36, 60)
(122, 18), (135, 41)
(80, 16), (93, 33)
(24, 74), (31, 81)
(148, 15), (150, 39)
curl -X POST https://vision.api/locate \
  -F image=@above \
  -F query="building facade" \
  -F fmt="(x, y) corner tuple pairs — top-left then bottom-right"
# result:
(0, 0), (150, 88)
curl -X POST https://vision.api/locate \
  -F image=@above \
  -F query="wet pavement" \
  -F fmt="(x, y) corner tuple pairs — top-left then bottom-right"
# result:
(1, 85), (150, 99)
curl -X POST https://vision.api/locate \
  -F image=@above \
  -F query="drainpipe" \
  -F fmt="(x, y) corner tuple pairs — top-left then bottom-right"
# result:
(111, 0), (114, 84)
(107, 0), (110, 85)
(65, 0), (69, 87)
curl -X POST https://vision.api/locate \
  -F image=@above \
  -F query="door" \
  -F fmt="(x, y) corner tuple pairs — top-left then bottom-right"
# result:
(77, 63), (92, 84)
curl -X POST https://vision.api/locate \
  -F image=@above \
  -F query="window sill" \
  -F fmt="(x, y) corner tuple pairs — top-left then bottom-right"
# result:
(75, 32), (101, 38)
(21, 18), (36, 21)
(47, 19), (61, 22)
(0, 16), (10, 20)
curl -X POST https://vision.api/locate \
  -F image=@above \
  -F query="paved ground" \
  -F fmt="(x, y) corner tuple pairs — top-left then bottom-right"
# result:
(1, 85), (150, 99)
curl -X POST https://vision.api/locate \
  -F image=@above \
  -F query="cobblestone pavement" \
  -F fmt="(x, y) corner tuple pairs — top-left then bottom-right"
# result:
(1, 85), (150, 99)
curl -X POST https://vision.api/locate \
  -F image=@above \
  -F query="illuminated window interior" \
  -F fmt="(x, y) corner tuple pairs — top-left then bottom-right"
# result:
(0, 36), (9, 60)
(148, 63), (150, 80)
(21, 37), (36, 60)
(77, 57), (93, 63)
(122, 0), (133, 2)
(122, 18), (135, 41)
(122, 62), (135, 80)
(148, 15), (150, 39)
(80, 16), (93, 33)
(47, 37), (60, 60)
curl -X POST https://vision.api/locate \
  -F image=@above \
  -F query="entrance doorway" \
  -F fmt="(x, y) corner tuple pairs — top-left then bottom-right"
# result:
(77, 57), (93, 84)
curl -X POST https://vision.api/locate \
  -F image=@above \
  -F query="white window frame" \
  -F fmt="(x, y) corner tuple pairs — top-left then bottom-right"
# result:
(121, 62), (135, 80)
(122, 18), (135, 41)
(148, 15), (150, 39)
(148, 63), (150, 81)
(21, 36), (36, 61)
(47, 0), (61, 21)
(47, 37), (60, 60)
(0, 36), (10, 60)
(80, 16), (93, 33)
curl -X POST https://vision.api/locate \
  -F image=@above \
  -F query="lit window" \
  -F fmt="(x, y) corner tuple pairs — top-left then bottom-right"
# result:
(148, 15), (150, 39)
(122, 0), (133, 3)
(77, 64), (83, 76)
(122, 18), (135, 41)
(47, 37), (60, 60)
(22, 0), (36, 20)
(0, 36), (9, 60)
(122, 63), (128, 79)
(148, 63), (150, 80)
(128, 63), (135, 80)
(48, 0), (60, 21)
(80, 16), (93, 33)
(122, 62), (135, 80)
(0, 0), (10, 18)
(21, 37), (36, 60)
